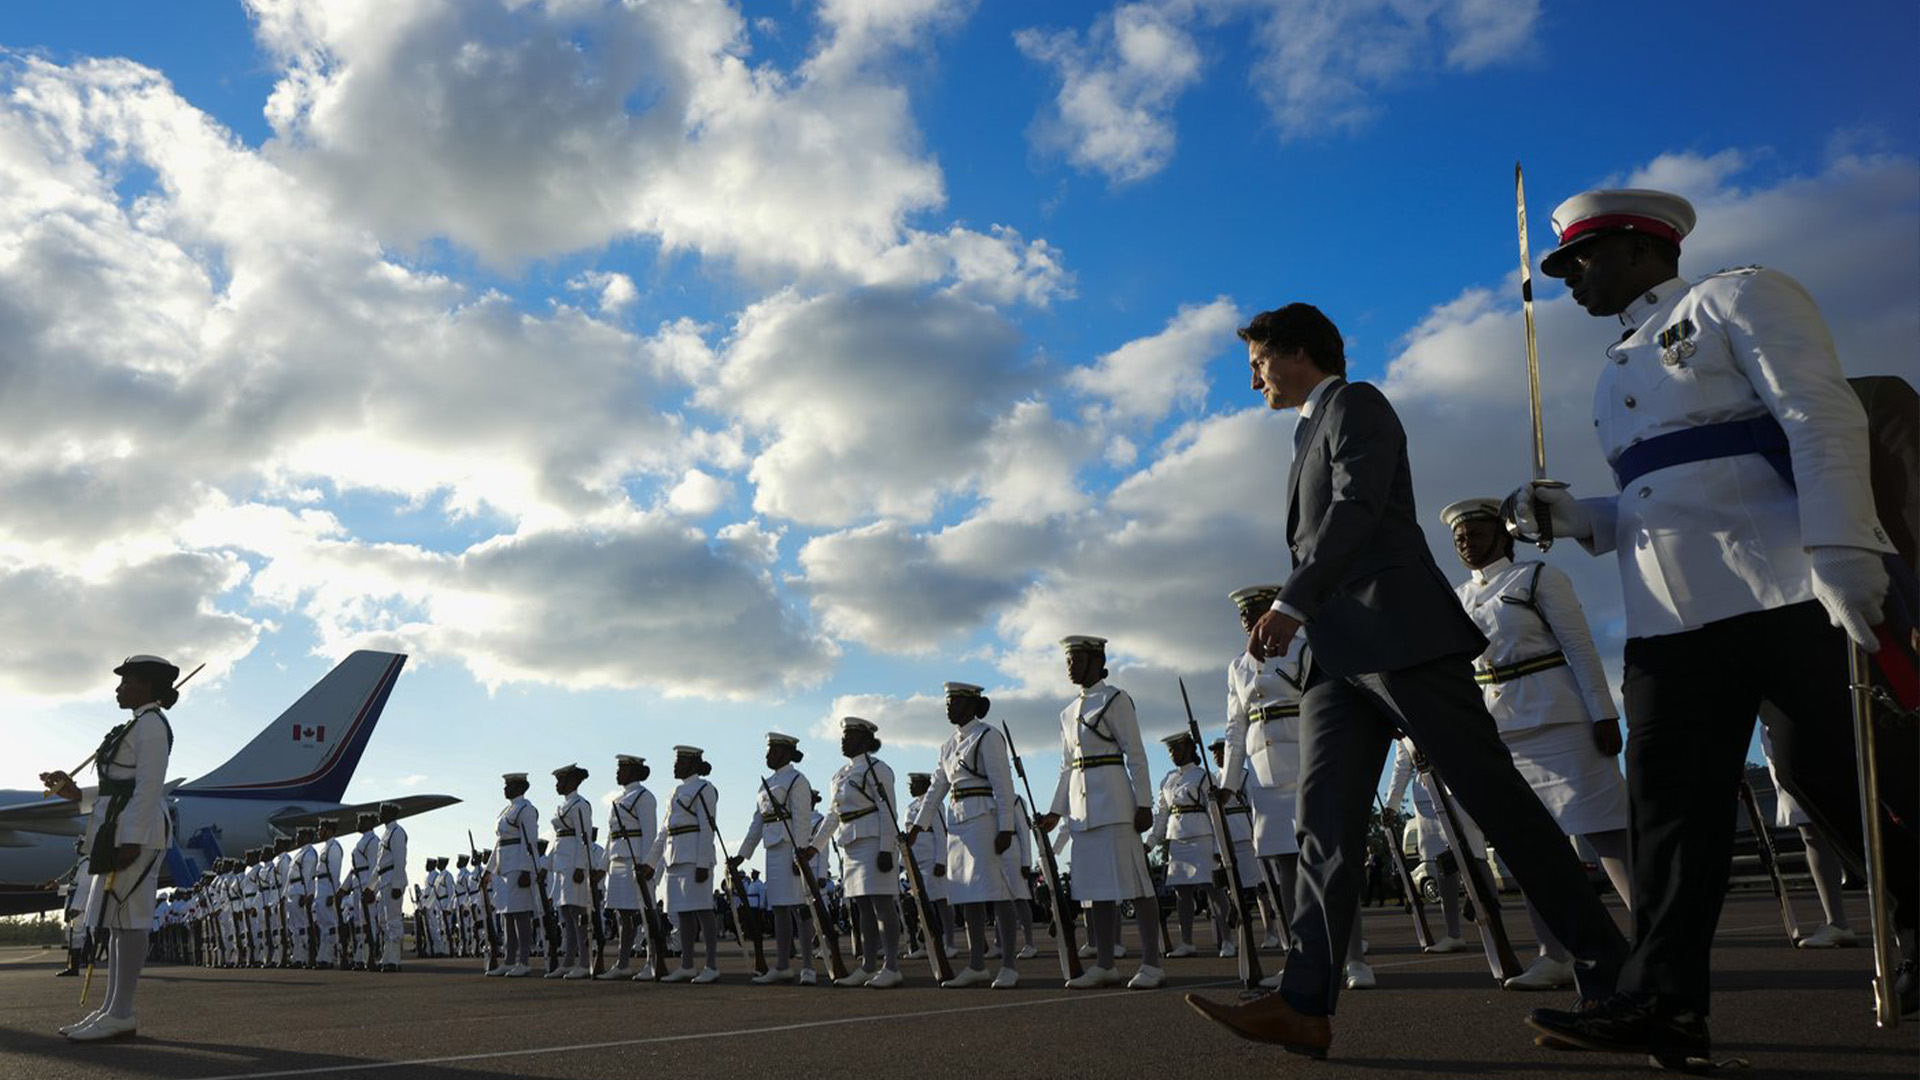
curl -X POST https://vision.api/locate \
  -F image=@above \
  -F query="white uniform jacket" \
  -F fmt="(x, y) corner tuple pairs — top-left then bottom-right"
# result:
(1149, 764), (1215, 845)
(1047, 682), (1154, 832)
(737, 765), (813, 862)
(350, 832), (380, 895)
(288, 846), (314, 899)
(1576, 270), (1892, 637)
(490, 798), (540, 877)
(375, 823), (408, 895)
(605, 783), (658, 870)
(650, 777), (718, 869)
(905, 794), (948, 870)
(1220, 644), (1306, 795)
(811, 755), (896, 849)
(1457, 557), (1618, 733)
(549, 792), (593, 882)
(82, 703), (172, 866)
(916, 721), (1018, 834)
(316, 839), (342, 901)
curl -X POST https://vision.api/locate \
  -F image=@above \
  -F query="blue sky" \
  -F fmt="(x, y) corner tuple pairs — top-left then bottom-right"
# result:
(3, 1), (1915, 880)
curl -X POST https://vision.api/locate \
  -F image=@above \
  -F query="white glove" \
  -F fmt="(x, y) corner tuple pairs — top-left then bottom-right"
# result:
(1507, 481), (1593, 542)
(1809, 546), (1887, 652)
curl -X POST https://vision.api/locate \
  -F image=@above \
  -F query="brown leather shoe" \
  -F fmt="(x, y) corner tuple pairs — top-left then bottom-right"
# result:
(1185, 991), (1333, 1058)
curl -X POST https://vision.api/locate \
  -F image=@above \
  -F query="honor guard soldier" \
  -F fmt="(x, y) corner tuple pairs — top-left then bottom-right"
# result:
(58, 867), (87, 977)
(901, 773), (952, 961)
(372, 803), (408, 971)
(348, 812), (381, 969)
(602, 755), (660, 979)
(488, 773), (540, 976)
(1442, 496), (1634, 990)
(911, 682), (1023, 989)
(1384, 737), (1478, 953)
(1517, 189), (1918, 1063)
(548, 764), (595, 979)
(240, 847), (264, 965)
(1152, 731), (1231, 961)
(288, 827), (317, 966)
(806, 717), (904, 987)
(1207, 739), (1265, 925)
(265, 839), (289, 966)
(40, 655), (180, 1041)
(1218, 584), (1307, 956)
(1034, 636), (1165, 990)
(733, 733), (822, 985)
(650, 747), (722, 983)
(314, 820), (344, 967)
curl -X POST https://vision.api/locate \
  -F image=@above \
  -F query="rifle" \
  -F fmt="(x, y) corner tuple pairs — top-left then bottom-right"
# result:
(860, 764), (951, 983)
(761, 777), (852, 981)
(1001, 721), (1085, 982)
(586, 837), (608, 976)
(467, 831), (503, 970)
(1417, 750), (1522, 983)
(1735, 776), (1798, 944)
(355, 846), (377, 970)
(513, 815), (563, 972)
(1177, 678), (1264, 988)
(693, 787), (766, 973)
(1373, 792), (1436, 949)
(610, 792), (671, 980)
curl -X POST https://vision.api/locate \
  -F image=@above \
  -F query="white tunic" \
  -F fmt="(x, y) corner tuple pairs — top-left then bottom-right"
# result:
(1576, 270), (1892, 638)
(650, 777), (718, 915)
(83, 703), (172, 929)
(1220, 645), (1306, 857)
(605, 782), (659, 911)
(488, 798), (540, 914)
(736, 766), (813, 907)
(811, 755), (896, 897)
(1150, 763), (1216, 888)
(915, 720), (1019, 905)
(375, 823), (408, 897)
(1048, 682), (1155, 904)
(550, 792), (593, 908)
(904, 793), (950, 903)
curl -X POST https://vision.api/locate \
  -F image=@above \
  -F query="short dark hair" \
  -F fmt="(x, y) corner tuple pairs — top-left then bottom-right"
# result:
(1238, 303), (1346, 376)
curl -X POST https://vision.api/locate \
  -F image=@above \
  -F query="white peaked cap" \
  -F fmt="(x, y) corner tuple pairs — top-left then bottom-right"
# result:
(1541, 188), (1696, 278)
(840, 716), (879, 733)
(1439, 497), (1502, 529)
(1059, 635), (1108, 652)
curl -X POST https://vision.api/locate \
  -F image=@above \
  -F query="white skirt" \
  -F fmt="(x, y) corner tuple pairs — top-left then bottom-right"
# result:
(552, 866), (592, 908)
(1228, 838), (1261, 888)
(1066, 823), (1154, 904)
(1163, 835), (1215, 888)
(757, 846), (811, 907)
(495, 870), (536, 914)
(841, 837), (891, 898)
(664, 864), (712, 915)
(1504, 721), (1630, 836)
(945, 814), (1017, 905)
(1245, 779), (1300, 857)
(604, 863), (660, 911)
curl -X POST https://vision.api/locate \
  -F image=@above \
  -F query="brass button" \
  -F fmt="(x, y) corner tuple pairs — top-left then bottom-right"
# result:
(1637, 487), (1652, 499)
(1624, 395), (1637, 408)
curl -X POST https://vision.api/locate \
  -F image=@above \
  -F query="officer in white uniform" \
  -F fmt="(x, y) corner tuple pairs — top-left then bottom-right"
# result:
(1442, 496), (1634, 991)
(487, 773), (540, 976)
(1151, 732), (1230, 960)
(287, 827), (316, 966)
(41, 655), (178, 1042)
(806, 717), (905, 988)
(733, 733), (822, 986)
(270, 838), (294, 966)
(650, 746), (722, 983)
(1035, 636), (1165, 990)
(1519, 188), (1918, 1060)
(547, 764), (595, 979)
(1218, 585), (1307, 954)
(1758, 730), (1854, 948)
(347, 813), (381, 969)
(372, 803), (408, 972)
(911, 683), (1023, 989)
(313, 820), (343, 968)
(601, 754), (660, 980)
(1384, 736), (1480, 956)
(901, 772), (951, 961)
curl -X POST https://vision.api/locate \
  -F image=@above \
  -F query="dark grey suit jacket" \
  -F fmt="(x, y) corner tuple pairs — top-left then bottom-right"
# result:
(1277, 379), (1486, 678)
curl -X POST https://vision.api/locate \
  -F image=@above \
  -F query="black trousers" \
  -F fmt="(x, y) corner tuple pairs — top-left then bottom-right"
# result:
(1619, 601), (1918, 1012)
(1280, 653), (1628, 1016)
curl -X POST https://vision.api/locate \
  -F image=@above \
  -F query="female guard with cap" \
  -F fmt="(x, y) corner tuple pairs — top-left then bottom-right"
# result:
(911, 682), (1023, 988)
(1151, 731), (1233, 960)
(732, 733), (821, 985)
(486, 773), (541, 976)
(902, 772), (953, 961)
(41, 655), (179, 1041)
(805, 718), (904, 987)
(548, 764), (595, 979)
(600, 754), (658, 980)
(650, 747), (722, 983)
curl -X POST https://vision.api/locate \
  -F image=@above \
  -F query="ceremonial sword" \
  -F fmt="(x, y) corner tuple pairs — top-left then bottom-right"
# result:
(1512, 162), (1566, 550)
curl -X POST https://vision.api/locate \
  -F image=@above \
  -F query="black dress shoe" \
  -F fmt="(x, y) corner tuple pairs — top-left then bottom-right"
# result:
(1527, 994), (1710, 1073)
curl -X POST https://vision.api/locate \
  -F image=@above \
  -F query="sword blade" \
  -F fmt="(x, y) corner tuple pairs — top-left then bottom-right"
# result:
(1517, 161), (1546, 481)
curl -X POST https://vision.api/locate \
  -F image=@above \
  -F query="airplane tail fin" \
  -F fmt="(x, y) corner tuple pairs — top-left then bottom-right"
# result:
(179, 652), (406, 803)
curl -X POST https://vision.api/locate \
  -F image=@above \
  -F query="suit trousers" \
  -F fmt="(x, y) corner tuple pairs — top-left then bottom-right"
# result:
(1280, 653), (1627, 1017)
(1619, 601), (1917, 1012)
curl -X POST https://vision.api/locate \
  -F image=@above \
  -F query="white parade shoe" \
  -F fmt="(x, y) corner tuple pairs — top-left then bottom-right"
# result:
(484, 964), (507, 976)
(1113, 943), (1127, 958)
(902, 946), (926, 959)
(690, 967), (720, 984)
(563, 966), (592, 979)
(1218, 940), (1238, 959)
(1166, 942), (1196, 958)
(942, 966), (993, 989)
(1260, 931), (1283, 949)
(1796, 924), (1859, 949)
(1077, 943), (1096, 959)
(984, 945), (1002, 959)
(866, 968), (903, 989)
(1423, 935), (1469, 954)
(1258, 969), (1284, 989)
(660, 966), (697, 983)
(67, 1015), (138, 1042)
(1016, 944), (1038, 960)
(1065, 965), (1120, 989)
(752, 967), (796, 984)
(596, 965), (632, 980)
(59, 1010), (105, 1036)
(503, 963), (531, 977)
(835, 968), (873, 987)
(991, 967), (1020, 989)
(1126, 964), (1164, 990)
(797, 968), (818, 985)
(1501, 954), (1574, 991)
(630, 968), (658, 982)
(1343, 960), (1376, 990)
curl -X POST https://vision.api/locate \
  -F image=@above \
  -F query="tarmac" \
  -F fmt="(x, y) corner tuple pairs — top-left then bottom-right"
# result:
(1, 891), (1912, 1080)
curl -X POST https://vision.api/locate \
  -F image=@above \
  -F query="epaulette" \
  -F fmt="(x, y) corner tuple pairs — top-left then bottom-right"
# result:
(1704, 265), (1763, 278)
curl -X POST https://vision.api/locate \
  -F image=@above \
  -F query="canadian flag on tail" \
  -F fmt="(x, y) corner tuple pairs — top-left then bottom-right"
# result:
(292, 724), (327, 746)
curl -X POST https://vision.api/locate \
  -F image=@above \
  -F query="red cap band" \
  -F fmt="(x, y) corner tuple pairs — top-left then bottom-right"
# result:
(1557, 213), (1684, 249)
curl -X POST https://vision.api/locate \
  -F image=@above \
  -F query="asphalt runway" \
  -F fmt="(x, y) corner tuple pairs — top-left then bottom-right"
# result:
(2, 892), (1911, 1080)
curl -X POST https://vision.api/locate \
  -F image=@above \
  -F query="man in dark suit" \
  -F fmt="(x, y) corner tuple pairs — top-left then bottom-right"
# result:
(1185, 303), (1627, 1058)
